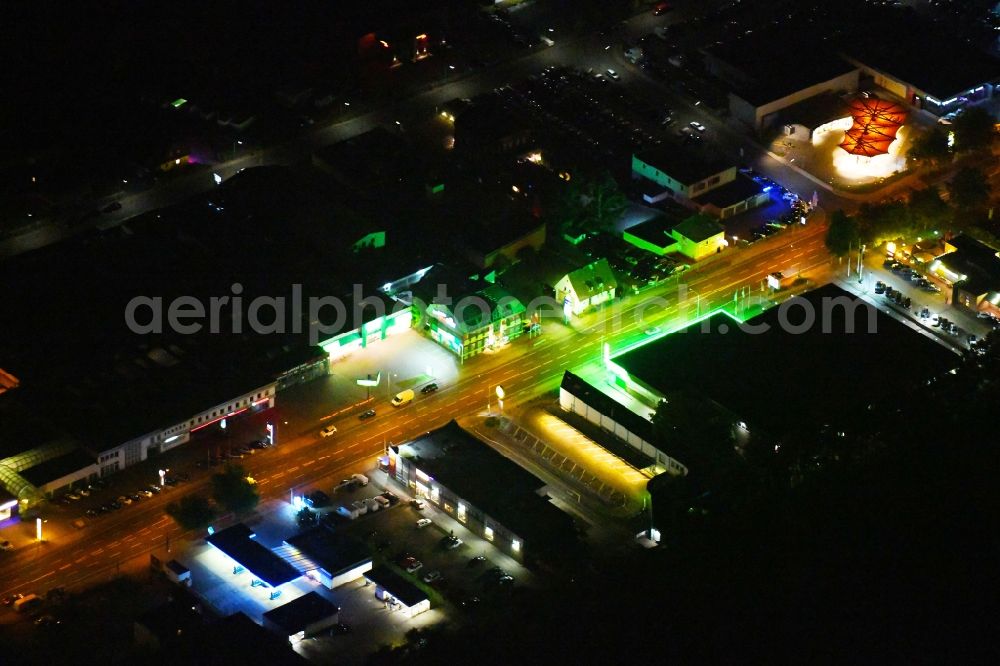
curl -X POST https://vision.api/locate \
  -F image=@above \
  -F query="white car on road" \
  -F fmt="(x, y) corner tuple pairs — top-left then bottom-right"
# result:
(319, 425), (337, 437)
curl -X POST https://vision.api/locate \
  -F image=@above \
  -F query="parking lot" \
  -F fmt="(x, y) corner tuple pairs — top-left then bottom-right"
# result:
(322, 470), (534, 611)
(865, 254), (996, 350)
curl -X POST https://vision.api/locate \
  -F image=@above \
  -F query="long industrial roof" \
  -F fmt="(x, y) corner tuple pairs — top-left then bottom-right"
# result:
(206, 523), (301, 587)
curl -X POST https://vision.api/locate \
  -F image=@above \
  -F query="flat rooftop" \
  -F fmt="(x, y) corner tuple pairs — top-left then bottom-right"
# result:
(364, 565), (427, 608)
(624, 216), (675, 248)
(398, 420), (576, 547)
(935, 235), (1000, 298)
(611, 284), (959, 434)
(846, 22), (1000, 100)
(205, 523), (301, 588)
(285, 527), (371, 576)
(634, 147), (730, 187)
(692, 174), (762, 209)
(706, 29), (856, 106)
(262, 591), (338, 635)
(19, 448), (95, 486)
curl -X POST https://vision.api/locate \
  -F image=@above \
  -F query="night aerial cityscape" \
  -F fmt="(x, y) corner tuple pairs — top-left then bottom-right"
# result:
(2, 0), (1000, 663)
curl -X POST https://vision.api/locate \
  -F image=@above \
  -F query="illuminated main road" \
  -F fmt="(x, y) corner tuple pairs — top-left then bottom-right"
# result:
(0, 221), (832, 597)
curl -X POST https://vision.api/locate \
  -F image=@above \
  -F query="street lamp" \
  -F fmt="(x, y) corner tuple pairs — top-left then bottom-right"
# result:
(159, 469), (168, 487)
(490, 385), (505, 414)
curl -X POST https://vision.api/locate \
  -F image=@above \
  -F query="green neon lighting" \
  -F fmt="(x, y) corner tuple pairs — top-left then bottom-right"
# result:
(608, 307), (743, 361)
(171, 98), (188, 108)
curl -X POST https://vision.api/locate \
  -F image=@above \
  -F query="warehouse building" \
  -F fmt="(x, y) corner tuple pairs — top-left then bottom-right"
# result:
(387, 420), (576, 561)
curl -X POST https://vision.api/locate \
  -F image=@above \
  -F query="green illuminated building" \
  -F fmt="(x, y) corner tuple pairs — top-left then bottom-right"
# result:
(412, 268), (525, 361)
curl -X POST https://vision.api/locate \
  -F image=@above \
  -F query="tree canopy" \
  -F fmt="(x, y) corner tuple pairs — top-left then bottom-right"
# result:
(211, 463), (260, 514)
(952, 106), (995, 152)
(825, 209), (859, 256)
(948, 166), (991, 212)
(165, 494), (215, 530)
(550, 171), (627, 240)
(908, 127), (950, 163)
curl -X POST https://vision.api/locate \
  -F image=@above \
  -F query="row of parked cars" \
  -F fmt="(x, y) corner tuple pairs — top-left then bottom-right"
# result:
(81, 474), (187, 517)
(883, 260), (941, 293)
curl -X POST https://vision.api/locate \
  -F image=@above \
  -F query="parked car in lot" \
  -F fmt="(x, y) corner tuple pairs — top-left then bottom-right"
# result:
(117, 495), (132, 505)
(422, 570), (443, 584)
(416, 518), (432, 529)
(442, 535), (463, 550)
(469, 555), (487, 567)
(0, 539), (14, 551)
(138, 489), (153, 498)
(411, 499), (425, 510)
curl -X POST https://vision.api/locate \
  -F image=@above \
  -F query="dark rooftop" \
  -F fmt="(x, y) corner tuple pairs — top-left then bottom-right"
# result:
(136, 595), (205, 644)
(0, 394), (67, 460)
(262, 591), (339, 635)
(706, 30), (857, 106)
(671, 214), (724, 244)
(155, 612), (308, 666)
(624, 216), (676, 249)
(936, 235), (1000, 298)
(398, 421), (576, 547)
(692, 174), (763, 209)
(364, 565), (428, 608)
(560, 371), (654, 441)
(205, 523), (301, 587)
(611, 284), (958, 435)
(19, 448), (96, 487)
(285, 526), (371, 576)
(845, 24), (1000, 100)
(634, 147), (731, 187)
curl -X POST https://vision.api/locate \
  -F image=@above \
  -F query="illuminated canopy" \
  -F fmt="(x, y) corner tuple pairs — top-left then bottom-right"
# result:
(839, 97), (907, 157)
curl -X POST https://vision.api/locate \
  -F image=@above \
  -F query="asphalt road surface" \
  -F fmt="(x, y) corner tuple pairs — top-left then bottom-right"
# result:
(0, 221), (832, 597)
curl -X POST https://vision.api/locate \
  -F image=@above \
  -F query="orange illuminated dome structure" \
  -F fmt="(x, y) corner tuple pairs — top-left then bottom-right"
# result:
(839, 97), (907, 156)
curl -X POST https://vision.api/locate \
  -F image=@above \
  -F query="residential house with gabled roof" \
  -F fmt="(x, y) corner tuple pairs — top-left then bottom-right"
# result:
(554, 258), (618, 316)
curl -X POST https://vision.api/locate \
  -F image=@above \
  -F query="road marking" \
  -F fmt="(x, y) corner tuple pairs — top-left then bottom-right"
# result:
(287, 466), (299, 473)
(109, 552), (121, 559)
(28, 571), (55, 584)
(302, 460), (315, 467)
(59, 563), (71, 571)
(91, 549), (104, 556)
(273, 471), (286, 479)
(74, 557), (86, 564)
